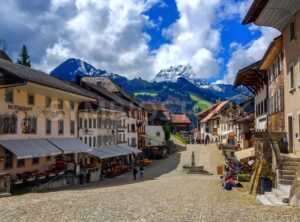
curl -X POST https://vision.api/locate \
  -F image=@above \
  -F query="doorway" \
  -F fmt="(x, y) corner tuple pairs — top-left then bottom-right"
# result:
(288, 115), (294, 153)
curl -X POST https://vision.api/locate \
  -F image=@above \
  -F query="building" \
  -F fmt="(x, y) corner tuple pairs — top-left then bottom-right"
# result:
(234, 61), (268, 132)
(0, 54), (96, 191)
(170, 114), (191, 134)
(199, 101), (231, 143)
(142, 103), (170, 147)
(231, 98), (255, 150)
(241, 0), (300, 206)
(77, 76), (148, 149)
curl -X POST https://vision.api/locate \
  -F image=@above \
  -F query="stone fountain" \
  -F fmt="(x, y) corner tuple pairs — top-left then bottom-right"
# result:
(182, 151), (213, 175)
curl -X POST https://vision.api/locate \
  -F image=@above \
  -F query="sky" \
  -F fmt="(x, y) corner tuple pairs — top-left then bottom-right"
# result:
(0, 0), (280, 83)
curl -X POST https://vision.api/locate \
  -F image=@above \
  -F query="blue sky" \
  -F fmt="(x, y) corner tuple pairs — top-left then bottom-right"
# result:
(0, 0), (279, 83)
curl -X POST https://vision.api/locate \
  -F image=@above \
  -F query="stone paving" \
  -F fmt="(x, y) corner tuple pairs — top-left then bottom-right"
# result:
(1, 144), (300, 221)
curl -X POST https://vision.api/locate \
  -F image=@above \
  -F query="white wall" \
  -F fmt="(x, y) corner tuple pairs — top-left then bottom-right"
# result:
(145, 125), (165, 146)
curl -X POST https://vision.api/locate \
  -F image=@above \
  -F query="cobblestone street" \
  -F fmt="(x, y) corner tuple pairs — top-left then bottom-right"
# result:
(1, 144), (300, 222)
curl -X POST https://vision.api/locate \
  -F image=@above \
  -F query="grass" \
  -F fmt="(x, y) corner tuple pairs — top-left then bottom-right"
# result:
(134, 90), (158, 97)
(188, 93), (211, 111)
(171, 133), (188, 144)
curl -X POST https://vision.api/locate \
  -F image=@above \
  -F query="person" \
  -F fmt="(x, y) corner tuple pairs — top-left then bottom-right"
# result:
(139, 166), (144, 179)
(133, 168), (138, 180)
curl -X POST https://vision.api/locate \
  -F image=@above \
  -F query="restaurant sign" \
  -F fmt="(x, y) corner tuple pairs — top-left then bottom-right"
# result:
(8, 104), (33, 112)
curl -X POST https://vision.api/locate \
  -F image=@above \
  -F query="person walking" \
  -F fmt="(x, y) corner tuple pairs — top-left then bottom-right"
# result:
(139, 166), (144, 179)
(133, 168), (138, 180)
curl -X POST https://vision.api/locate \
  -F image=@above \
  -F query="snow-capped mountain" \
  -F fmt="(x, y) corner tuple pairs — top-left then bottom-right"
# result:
(50, 58), (125, 82)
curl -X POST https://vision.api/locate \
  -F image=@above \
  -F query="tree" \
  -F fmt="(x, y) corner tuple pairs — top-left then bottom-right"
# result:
(17, 45), (31, 67)
(163, 124), (171, 141)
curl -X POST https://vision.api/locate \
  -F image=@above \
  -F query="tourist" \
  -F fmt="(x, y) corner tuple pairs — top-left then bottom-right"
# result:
(133, 168), (138, 180)
(139, 166), (144, 179)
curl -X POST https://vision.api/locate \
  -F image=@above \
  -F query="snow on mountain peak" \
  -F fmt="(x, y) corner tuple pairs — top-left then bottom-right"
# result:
(153, 65), (210, 88)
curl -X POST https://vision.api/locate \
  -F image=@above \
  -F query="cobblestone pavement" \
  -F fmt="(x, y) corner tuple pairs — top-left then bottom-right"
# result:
(1, 144), (300, 222)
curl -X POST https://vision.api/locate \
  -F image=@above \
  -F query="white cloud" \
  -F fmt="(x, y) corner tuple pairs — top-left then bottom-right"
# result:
(0, 0), (278, 83)
(154, 0), (222, 79)
(218, 27), (280, 84)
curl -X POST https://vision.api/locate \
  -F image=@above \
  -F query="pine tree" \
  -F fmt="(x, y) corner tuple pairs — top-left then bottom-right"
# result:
(17, 45), (31, 67)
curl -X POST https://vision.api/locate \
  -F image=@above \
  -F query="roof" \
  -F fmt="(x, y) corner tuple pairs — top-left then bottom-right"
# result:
(82, 82), (139, 110)
(232, 113), (255, 124)
(0, 51), (12, 62)
(200, 101), (230, 124)
(47, 138), (93, 154)
(171, 114), (191, 124)
(141, 102), (168, 111)
(259, 35), (283, 70)
(196, 103), (219, 116)
(81, 76), (140, 108)
(242, 0), (269, 25)
(0, 139), (61, 159)
(233, 61), (266, 93)
(0, 58), (95, 99)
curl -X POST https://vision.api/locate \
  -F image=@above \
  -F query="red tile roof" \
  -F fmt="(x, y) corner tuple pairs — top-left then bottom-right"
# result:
(140, 102), (168, 111)
(171, 114), (191, 124)
(200, 101), (229, 123)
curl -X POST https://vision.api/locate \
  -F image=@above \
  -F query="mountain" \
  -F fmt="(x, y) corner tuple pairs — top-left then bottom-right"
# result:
(51, 58), (248, 127)
(154, 65), (210, 88)
(50, 58), (126, 82)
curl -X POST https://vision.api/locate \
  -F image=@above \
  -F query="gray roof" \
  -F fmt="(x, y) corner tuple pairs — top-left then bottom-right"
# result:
(47, 138), (93, 154)
(0, 139), (62, 159)
(83, 82), (139, 110)
(0, 58), (95, 99)
(88, 146), (132, 159)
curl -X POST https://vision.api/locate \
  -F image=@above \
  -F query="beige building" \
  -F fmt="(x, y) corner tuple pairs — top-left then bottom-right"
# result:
(0, 55), (95, 183)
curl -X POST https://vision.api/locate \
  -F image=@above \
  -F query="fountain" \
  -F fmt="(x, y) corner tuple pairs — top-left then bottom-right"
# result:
(182, 151), (213, 175)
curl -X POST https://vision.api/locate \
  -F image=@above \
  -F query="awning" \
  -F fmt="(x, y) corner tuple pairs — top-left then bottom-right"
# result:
(47, 138), (93, 154)
(234, 147), (255, 161)
(0, 139), (61, 159)
(88, 146), (132, 159)
(118, 144), (142, 154)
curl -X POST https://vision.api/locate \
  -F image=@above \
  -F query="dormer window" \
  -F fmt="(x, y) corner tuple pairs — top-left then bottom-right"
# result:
(28, 94), (35, 106)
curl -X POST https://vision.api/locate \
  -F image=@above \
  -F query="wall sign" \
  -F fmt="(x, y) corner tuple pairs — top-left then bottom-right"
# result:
(8, 104), (33, 112)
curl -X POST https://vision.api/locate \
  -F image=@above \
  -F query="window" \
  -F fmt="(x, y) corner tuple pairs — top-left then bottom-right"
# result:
(84, 137), (87, 144)
(46, 119), (51, 134)
(290, 64), (295, 90)
(4, 149), (13, 169)
(70, 101), (74, 111)
(156, 131), (161, 137)
(46, 156), (51, 161)
(98, 118), (101, 129)
(46, 97), (51, 108)
(290, 22), (296, 42)
(22, 116), (37, 134)
(80, 137), (83, 141)
(32, 157), (39, 165)
(5, 89), (13, 103)
(131, 124), (136, 132)
(98, 135), (101, 146)
(17, 159), (25, 168)
(131, 138), (136, 146)
(93, 136), (96, 147)
(89, 119), (92, 128)
(93, 118), (96, 129)
(84, 119), (87, 128)
(89, 137), (92, 147)
(70, 120), (75, 135)
(27, 94), (35, 106)
(0, 114), (17, 134)
(58, 120), (64, 135)
(58, 99), (63, 109)
(79, 118), (83, 128)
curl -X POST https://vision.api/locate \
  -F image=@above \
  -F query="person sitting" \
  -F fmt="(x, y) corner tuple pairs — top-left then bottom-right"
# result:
(223, 175), (236, 190)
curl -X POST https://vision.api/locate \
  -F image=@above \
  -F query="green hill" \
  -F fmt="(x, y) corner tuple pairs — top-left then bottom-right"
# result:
(189, 92), (211, 111)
